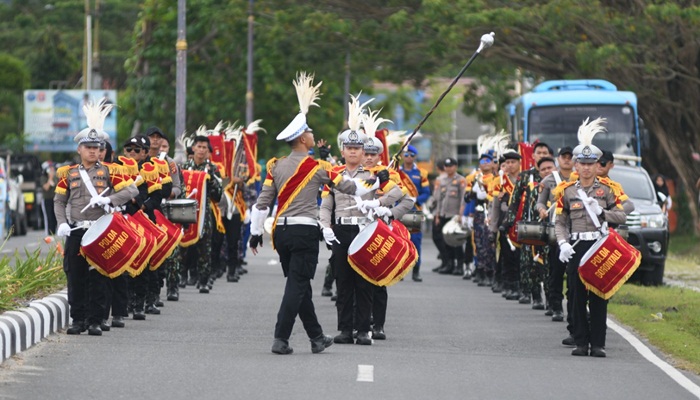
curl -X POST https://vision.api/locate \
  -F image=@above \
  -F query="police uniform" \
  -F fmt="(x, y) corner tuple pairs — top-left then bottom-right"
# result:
(433, 158), (467, 275)
(54, 100), (138, 335)
(399, 145), (431, 282)
(554, 118), (627, 357)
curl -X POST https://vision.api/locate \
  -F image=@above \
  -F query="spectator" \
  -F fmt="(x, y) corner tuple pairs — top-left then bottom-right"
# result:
(653, 174), (672, 213)
(40, 161), (57, 235)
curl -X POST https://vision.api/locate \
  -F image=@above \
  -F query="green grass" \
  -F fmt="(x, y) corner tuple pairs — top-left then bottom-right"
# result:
(668, 233), (700, 262)
(609, 284), (700, 374)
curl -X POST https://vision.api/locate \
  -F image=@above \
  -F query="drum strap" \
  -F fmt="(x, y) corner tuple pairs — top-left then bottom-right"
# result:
(79, 167), (110, 213)
(553, 171), (562, 185)
(576, 189), (602, 231)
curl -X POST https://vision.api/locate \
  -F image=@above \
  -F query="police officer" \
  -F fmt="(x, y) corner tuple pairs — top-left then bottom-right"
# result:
(399, 145), (431, 282)
(554, 118), (627, 358)
(55, 101), (138, 336)
(433, 157), (467, 275)
(249, 73), (389, 355)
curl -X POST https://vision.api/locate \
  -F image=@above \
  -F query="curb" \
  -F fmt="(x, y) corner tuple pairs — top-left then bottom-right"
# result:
(0, 289), (69, 364)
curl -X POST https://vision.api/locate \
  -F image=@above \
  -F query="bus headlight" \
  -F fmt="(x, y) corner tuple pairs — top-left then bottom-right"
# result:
(641, 213), (666, 228)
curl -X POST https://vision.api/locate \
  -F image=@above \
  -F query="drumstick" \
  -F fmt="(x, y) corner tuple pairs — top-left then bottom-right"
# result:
(537, 203), (556, 222)
(187, 188), (198, 199)
(506, 236), (516, 251)
(80, 188), (111, 213)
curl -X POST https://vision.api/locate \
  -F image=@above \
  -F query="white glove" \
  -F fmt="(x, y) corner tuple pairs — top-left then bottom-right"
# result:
(357, 199), (381, 214)
(243, 208), (251, 224)
(352, 178), (380, 197)
(250, 206), (269, 235)
(473, 184), (487, 200)
(466, 216), (474, 230)
(322, 227), (339, 245)
(584, 197), (603, 215)
(89, 196), (111, 208)
(57, 223), (72, 237)
(373, 206), (392, 218)
(559, 242), (575, 263)
(460, 215), (467, 227)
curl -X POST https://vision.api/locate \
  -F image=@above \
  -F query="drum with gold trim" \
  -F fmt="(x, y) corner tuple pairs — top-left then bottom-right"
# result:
(123, 214), (158, 276)
(348, 220), (417, 287)
(578, 228), (641, 300)
(80, 213), (145, 278)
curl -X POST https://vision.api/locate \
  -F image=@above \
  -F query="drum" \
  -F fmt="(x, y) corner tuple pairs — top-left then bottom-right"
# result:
(547, 224), (557, 245)
(442, 217), (470, 247)
(154, 210), (184, 268)
(123, 214), (158, 277)
(130, 210), (172, 271)
(390, 220), (411, 242)
(348, 220), (418, 287)
(516, 221), (548, 246)
(615, 225), (629, 241)
(181, 170), (208, 247)
(164, 199), (198, 224)
(80, 213), (145, 278)
(399, 211), (424, 233)
(578, 228), (642, 300)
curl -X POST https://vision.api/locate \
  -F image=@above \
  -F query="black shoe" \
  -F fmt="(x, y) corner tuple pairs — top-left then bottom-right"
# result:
(432, 265), (442, 273)
(532, 300), (545, 310)
(145, 304), (161, 315)
(552, 311), (565, 322)
(310, 334), (334, 354)
(186, 276), (198, 286)
(321, 287), (333, 297)
(87, 324), (102, 336)
(562, 335), (575, 347)
(66, 321), (86, 335)
(216, 268), (225, 279)
(100, 320), (111, 331)
(491, 282), (502, 293)
(438, 266), (453, 275)
(226, 272), (240, 282)
(207, 277), (214, 290)
(199, 286), (210, 294)
(356, 331), (372, 345)
(241, 260), (248, 267)
(506, 291), (520, 301)
(133, 310), (146, 320)
(271, 338), (293, 355)
(334, 331), (354, 344)
(111, 316), (125, 328)
(590, 346), (607, 358)
(571, 346), (589, 356)
(518, 294), (531, 304)
(412, 273), (423, 282)
(544, 308), (554, 316)
(372, 326), (386, 340)
(155, 296), (164, 307)
(178, 276), (187, 288)
(452, 267), (463, 276)
(167, 288), (179, 301)
(330, 293), (337, 301)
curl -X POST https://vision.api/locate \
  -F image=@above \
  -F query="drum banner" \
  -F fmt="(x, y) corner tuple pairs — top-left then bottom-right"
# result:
(224, 139), (235, 179)
(519, 142), (535, 171)
(397, 169), (421, 210)
(210, 201), (226, 233)
(123, 214), (159, 276)
(375, 128), (390, 166)
(243, 129), (258, 184)
(508, 191), (526, 246)
(80, 213), (145, 279)
(270, 156), (321, 249)
(181, 170), (207, 247)
(153, 210), (183, 268)
(578, 228), (642, 300)
(223, 182), (247, 222)
(208, 134), (226, 178)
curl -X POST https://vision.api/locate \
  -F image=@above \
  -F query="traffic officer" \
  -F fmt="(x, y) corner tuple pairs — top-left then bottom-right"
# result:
(554, 118), (627, 358)
(398, 144), (431, 282)
(249, 72), (389, 355)
(55, 100), (138, 336)
(433, 157), (467, 275)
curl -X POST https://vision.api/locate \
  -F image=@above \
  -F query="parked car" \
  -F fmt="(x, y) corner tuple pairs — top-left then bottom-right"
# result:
(608, 165), (669, 285)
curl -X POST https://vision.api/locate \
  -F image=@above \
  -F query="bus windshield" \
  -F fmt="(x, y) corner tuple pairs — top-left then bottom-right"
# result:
(528, 105), (636, 155)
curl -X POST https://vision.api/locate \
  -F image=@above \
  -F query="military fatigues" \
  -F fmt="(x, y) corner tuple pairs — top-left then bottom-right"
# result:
(256, 151), (361, 343)
(54, 162), (138, 328)
(320, 165), (403, 337)
(181, 159), (223, 288)
(554, 179), (627, 350)
(433, 173), (467, 274)
(162, 156), (184, 298)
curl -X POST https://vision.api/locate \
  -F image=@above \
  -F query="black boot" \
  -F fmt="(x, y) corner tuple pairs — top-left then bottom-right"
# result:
(167, 287), (179, 301)
(226, 264), (240, 282)
(66, 320), (87, 335)
(506, 283), (521, 300)
(531, 290), (545, 310)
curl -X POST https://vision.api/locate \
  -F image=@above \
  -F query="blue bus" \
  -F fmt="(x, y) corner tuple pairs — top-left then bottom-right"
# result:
(507, 79), (644, 163)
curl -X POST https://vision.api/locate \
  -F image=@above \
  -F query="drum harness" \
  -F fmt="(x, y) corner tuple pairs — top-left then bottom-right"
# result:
(569, 188), (608, 245)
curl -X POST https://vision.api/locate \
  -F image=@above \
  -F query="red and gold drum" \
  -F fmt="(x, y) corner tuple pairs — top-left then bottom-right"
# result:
(348, 220), (418, 287)
(80, 213), (145, 278)
(123, 214), (158, 277)
(390, 219), (411, 243)
(578, 228), (642, 300)
(154, 210), (183, 267)
(130, 210), (173, 271)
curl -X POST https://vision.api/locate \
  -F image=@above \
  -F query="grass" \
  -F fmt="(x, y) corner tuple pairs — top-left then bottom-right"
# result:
(0, 237), (66, 313)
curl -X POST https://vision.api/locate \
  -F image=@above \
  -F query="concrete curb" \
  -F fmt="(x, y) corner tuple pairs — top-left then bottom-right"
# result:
(0, 289), (69, 364)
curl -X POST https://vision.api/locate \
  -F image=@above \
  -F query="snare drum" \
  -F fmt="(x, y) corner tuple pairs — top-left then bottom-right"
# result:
(80, 213), (145, 278)
(399, 211), (424, 233)
(164, 199), (198, 224)
(547, 224), (557, 245)
(516, 221), (548, 246)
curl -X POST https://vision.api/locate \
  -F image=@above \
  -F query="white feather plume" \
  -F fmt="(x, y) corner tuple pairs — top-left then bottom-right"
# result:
(577, 117), (607, 146)
(347, 92), (374, 132)
(83, 98), (113, 134)
(178, 132), (193, 150)
(212, 120), (226, 135)
(361, 108), (392, 139)
(477, 133), (496, 156)
(195, 124), (208, 137)
(224, 122), (243, 142)
(244, 119), (266, 135)
(385, 130), (419, 148)
(293, 72), (323, 115)
(493, 130), (511, 156)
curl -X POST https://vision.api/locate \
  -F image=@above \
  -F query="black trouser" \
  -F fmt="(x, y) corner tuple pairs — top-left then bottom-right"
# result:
(333, 225), (374, 333)
(273, 225), (323, 340)
(435, 217), (464, 269)
(499, 234), (520, 288)
(432, 219), (449, 266)
(42, 198), (57, 235)
(464, 234), (474, 266)
(567, 240), (608, 348)
(105, 275), (129, 319)
(212, 215), (243, 274)
(64, 230), (108, 325)
(547, 245), (567, 312)
(129, 269), (153, 311)
(372, 286), (387, 329)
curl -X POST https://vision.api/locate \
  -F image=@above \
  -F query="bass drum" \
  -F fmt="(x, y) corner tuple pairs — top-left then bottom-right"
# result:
(442, 217), (470, 247)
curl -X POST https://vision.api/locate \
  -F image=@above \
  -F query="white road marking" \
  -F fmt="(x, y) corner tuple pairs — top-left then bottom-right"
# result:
(608, 318), (700, 398)
(357, 364), (374, 382)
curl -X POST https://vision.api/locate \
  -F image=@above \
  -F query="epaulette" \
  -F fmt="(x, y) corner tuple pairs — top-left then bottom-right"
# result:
(552, 180), (577, 200)
(419, 168), (428, 179)
(332, 165), (346, 173)
(118, 156), (140, 176)
(598, 176), (628, 200)
(56, 164), (74, 179)
(266, 157), (279, 173)
(105, 162), (124, 177)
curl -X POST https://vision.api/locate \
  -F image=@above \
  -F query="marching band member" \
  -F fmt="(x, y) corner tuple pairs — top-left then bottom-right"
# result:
(55, 100), (138, 336)
(553, 118), (627, 358)
(249, 73), (389, 355)
(398, 144), (431, 282)
(433, 157), (467, 275)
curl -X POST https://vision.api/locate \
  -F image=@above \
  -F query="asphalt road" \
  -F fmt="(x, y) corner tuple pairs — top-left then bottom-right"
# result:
(1, 233), (699, 400)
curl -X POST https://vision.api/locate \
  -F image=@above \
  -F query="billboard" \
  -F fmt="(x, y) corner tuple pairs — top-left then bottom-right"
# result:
(23, 90), (117, 152)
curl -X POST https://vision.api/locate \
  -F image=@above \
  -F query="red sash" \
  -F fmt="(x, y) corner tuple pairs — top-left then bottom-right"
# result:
(180, 170), (208, 247)
(243, 130), (258, 184)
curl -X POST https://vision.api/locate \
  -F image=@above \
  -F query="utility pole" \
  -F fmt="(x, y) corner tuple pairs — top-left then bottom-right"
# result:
(343, 50), (350, 128)
(92, 0), (102, 90)
(245, 0), (254, 125)
(83, 0), (92, 91)
(175, 0), (187, 163)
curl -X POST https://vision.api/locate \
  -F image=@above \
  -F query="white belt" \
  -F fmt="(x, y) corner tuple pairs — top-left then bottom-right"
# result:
(570, 231), (602, 241)
(336, 217), (371, 225)
(73, 220), (97, 230)
(276, 216), (319, 226)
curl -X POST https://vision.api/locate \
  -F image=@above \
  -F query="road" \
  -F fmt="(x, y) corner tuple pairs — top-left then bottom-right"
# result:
(1, 233), (699, 400)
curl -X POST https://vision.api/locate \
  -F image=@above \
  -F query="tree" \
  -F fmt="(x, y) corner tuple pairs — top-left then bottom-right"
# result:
(0, 53), (30, 151)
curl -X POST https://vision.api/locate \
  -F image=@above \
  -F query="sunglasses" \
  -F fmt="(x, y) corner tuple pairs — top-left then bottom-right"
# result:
(599, 161), (608, 167)
(404, 152), (416, 157)
(124, 147), (142, 154)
